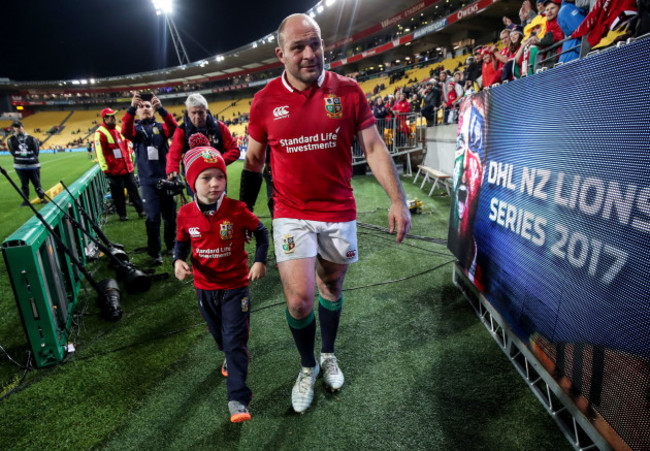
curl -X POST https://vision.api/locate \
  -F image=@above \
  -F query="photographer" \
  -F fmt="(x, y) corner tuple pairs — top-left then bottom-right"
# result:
(122, 92), (178, 265)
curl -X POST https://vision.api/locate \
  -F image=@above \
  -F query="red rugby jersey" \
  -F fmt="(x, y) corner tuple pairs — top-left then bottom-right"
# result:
(248, 71), (375, 222)
(176, 197), (260, 290)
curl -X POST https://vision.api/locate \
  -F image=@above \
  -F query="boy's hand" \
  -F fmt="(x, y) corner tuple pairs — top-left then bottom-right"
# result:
(174, 260), (192, 281)
(248, 262), (266, 281)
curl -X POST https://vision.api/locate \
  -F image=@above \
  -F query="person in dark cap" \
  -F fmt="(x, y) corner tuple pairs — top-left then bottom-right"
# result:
(94, 107), (144, 221)
(7, 120), (46, 206)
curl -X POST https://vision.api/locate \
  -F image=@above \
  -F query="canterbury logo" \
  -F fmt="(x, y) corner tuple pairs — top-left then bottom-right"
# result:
(189, 227), (201, 238)
(273, 106), (289, 119)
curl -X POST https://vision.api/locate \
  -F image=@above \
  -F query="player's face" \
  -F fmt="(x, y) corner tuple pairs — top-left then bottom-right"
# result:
(545, 3), (559, 21)
(137, 101), (154, 120)
(194, 167), (226, 205)
(188, 106), (207, 129)
(276, 16), (324, 91)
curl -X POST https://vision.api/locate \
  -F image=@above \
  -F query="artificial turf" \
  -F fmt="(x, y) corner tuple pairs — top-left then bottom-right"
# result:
(0, 156), (571, 450)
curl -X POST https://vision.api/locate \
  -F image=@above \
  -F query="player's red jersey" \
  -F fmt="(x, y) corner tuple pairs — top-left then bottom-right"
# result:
(176, 197), (260, 290)
(248, 71), (376, 222)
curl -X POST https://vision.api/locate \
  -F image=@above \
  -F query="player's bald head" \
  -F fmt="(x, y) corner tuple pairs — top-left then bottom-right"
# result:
(277, 13), (321, 51)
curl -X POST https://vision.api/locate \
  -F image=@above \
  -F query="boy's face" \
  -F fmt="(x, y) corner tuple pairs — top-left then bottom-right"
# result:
(195, 167), (226, 204)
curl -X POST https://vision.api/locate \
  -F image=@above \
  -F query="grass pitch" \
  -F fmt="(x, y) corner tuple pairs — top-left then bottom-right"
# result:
(0, 157), (570, 450)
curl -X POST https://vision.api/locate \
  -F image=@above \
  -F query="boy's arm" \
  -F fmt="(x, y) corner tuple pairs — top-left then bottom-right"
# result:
(172, 239), (192, 281)
(248, 221), (269, 281)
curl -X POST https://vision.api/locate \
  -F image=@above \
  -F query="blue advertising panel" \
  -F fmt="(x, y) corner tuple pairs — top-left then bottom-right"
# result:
(448, 39), (650, 450)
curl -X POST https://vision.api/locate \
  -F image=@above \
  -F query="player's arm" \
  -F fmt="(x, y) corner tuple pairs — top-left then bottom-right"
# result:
(358, 125), (411, 243)
(248, 220), (269, 281)
(239, 135), (266, 211)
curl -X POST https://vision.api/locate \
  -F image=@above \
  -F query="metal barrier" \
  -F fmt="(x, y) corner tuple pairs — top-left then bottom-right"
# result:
(2, 165), (107, 367)
(352, 112), (426, 176)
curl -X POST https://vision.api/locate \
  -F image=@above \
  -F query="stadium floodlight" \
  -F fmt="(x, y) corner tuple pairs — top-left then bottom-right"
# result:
(152, 0), (191, 66)
(309, 11), (316, 18)
(152, 0), (173, 15)
(317, 5), (324, 13)
(325, 0), (336, 6)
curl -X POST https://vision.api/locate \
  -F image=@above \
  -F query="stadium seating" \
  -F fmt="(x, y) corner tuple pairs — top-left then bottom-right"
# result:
(46, 109), (102, 148)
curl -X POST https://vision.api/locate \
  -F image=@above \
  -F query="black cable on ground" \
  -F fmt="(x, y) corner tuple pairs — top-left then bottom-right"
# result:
(357, 221), (448, 245)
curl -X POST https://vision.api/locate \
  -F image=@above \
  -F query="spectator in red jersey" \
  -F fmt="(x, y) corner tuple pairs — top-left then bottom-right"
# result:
(481, 47), (502, 88)
(165, 93), (240, 188)
(239, 13), (411, 414)
(491, 29), (512, 71)
(535, 0), (565, 67)
(392, 91), (411, 145)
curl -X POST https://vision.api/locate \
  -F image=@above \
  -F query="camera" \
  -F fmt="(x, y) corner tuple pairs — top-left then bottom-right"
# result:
(156, 176), (185, 196)
(140, 92), (153, 101)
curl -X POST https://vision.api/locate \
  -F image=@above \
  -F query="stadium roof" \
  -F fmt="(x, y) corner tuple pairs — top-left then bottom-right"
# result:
(5, 0), (519, 92)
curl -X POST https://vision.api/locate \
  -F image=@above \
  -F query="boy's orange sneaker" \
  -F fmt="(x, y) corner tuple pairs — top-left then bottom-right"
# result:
(228, 401), (251, 423)
(221, 359), (228, 377)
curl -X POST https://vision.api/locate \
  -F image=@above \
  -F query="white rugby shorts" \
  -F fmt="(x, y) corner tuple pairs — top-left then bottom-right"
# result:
(272, 218), (359, 264)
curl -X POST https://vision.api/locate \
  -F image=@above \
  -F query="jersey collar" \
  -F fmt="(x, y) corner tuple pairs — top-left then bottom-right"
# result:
(281, 70), (326, 93)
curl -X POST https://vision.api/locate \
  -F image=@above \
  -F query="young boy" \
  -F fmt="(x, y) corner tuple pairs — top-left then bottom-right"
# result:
(173, 146), (268, 423)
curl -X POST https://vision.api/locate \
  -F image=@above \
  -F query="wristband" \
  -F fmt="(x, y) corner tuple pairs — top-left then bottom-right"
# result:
(240, 169), (263, 212)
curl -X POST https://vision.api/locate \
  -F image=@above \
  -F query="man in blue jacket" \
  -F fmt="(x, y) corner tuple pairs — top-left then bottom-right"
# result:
(122, 92), (178, 265)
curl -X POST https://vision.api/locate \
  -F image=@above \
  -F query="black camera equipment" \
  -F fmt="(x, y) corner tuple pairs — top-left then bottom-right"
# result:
(43, 188), (152, 295)
(60, 181), (126, 255)
(156, 176), (185, 196)
(0, 166), (122, 321)
(140, 92), (153, 102)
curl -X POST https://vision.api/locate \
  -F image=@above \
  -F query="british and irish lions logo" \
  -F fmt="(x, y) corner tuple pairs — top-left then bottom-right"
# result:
(282, 234), (295, 254)
(220, 221), (233, 240)
(324, 94), (342, 119)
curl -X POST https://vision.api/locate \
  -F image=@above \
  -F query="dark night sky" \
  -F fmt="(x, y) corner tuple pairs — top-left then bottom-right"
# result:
(5, 0), (313, 81)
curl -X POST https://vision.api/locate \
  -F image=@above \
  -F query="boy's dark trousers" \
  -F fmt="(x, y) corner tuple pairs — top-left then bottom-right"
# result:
(197, 286), (252, 406)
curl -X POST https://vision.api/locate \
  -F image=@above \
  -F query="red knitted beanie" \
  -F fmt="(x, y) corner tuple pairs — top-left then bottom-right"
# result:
(183, 146), (226, 191)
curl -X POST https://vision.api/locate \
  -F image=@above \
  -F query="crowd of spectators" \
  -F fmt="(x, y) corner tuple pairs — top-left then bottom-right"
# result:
(365, 0), (646, 127)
